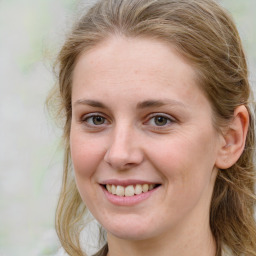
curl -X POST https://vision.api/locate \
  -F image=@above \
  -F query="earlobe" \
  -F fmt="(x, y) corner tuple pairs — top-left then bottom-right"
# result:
(215, 105), (249, 169)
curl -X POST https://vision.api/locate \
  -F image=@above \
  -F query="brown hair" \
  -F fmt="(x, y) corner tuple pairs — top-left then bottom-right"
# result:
(47, 0), (256, 255)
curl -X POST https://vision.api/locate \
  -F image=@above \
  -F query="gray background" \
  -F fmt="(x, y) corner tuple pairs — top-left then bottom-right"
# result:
(0, 0), (255, 255)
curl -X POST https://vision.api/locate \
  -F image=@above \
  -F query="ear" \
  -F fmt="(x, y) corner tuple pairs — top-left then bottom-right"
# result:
(215, 105), (249, 169)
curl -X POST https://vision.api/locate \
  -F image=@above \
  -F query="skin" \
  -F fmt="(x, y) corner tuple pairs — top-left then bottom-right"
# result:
(70, 36), (228, 256)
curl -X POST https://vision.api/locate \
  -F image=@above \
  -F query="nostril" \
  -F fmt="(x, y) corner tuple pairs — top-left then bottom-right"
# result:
(104, 137), (144, 169)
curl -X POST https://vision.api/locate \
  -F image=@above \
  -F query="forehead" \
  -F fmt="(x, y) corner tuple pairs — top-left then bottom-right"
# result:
(74, 36), (195, 75)
(72, 36), (207, 109)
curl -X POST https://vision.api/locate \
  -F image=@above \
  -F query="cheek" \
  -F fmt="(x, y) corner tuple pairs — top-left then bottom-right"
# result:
(70, 130), (104, 179)
(146, 133), (218, 221)
(69, 131), (106, 208)
(147, 129), (218, 188)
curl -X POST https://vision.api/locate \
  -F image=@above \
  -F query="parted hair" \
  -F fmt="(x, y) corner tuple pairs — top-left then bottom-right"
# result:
(47, 0), (256, 255)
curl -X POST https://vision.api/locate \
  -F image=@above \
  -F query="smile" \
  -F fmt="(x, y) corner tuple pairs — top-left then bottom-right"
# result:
(100, 181), (161, 206)
(105, 184), (158, 197)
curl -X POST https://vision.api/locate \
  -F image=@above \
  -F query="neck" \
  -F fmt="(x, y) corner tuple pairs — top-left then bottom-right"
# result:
(107, 219), (216, 256)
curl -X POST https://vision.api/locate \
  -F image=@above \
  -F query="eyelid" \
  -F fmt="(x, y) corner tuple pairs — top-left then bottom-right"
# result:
(80, 112), (110, 126)
(79, 112), (176, 129)
(144, 112), (176, 127)
(146, 112), (175, 121)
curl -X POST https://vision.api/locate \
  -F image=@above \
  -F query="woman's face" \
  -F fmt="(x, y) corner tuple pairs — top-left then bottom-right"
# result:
(70, 36), (223, 241)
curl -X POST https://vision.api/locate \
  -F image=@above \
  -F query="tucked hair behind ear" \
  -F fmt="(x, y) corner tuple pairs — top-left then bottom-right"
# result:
(47, 0), (256, 255)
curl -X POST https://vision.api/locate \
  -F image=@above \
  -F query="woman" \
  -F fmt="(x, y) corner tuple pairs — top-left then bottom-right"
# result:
(48, 0), (256, 255)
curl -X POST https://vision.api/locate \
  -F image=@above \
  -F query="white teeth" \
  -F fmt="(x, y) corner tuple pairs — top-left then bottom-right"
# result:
(111, 185), (116, 195)
(125, 185), (135, 197)
(106, 184), (111, 192)
(142, 184), (149, 193)
(116, 185), (125, 196)
(105, 184), (157, 197)
(135, 184), (142, 195)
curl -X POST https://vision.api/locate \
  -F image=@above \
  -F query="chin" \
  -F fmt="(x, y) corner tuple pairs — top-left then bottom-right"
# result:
(102, 217), (158, 241)
(108, 229), (154, 241)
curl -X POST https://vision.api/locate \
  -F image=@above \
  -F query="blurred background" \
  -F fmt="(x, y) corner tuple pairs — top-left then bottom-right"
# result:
(0, 0), (255, 255)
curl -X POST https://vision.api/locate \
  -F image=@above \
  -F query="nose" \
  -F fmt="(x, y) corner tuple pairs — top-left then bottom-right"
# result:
(104, 124), (144, 170)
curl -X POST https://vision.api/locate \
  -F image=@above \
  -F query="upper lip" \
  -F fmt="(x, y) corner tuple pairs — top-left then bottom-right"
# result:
(100, 179), (161, 186)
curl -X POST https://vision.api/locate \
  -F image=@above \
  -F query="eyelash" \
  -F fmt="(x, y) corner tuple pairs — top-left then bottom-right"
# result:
(81, 113), (109, 127)
(145, 113), (175, 128)
(80, 113), (175, 130)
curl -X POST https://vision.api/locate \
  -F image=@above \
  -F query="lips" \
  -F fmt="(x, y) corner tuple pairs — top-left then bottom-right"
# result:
(100, 180), (161, 206)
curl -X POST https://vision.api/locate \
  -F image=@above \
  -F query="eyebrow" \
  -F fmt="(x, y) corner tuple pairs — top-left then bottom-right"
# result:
(73, 98), (186, 109)
(136, 99), (186, 109)
(74, 99), (107, 108)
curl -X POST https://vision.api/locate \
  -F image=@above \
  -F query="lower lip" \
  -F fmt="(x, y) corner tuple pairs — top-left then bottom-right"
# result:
(101, 185), (160, 206)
